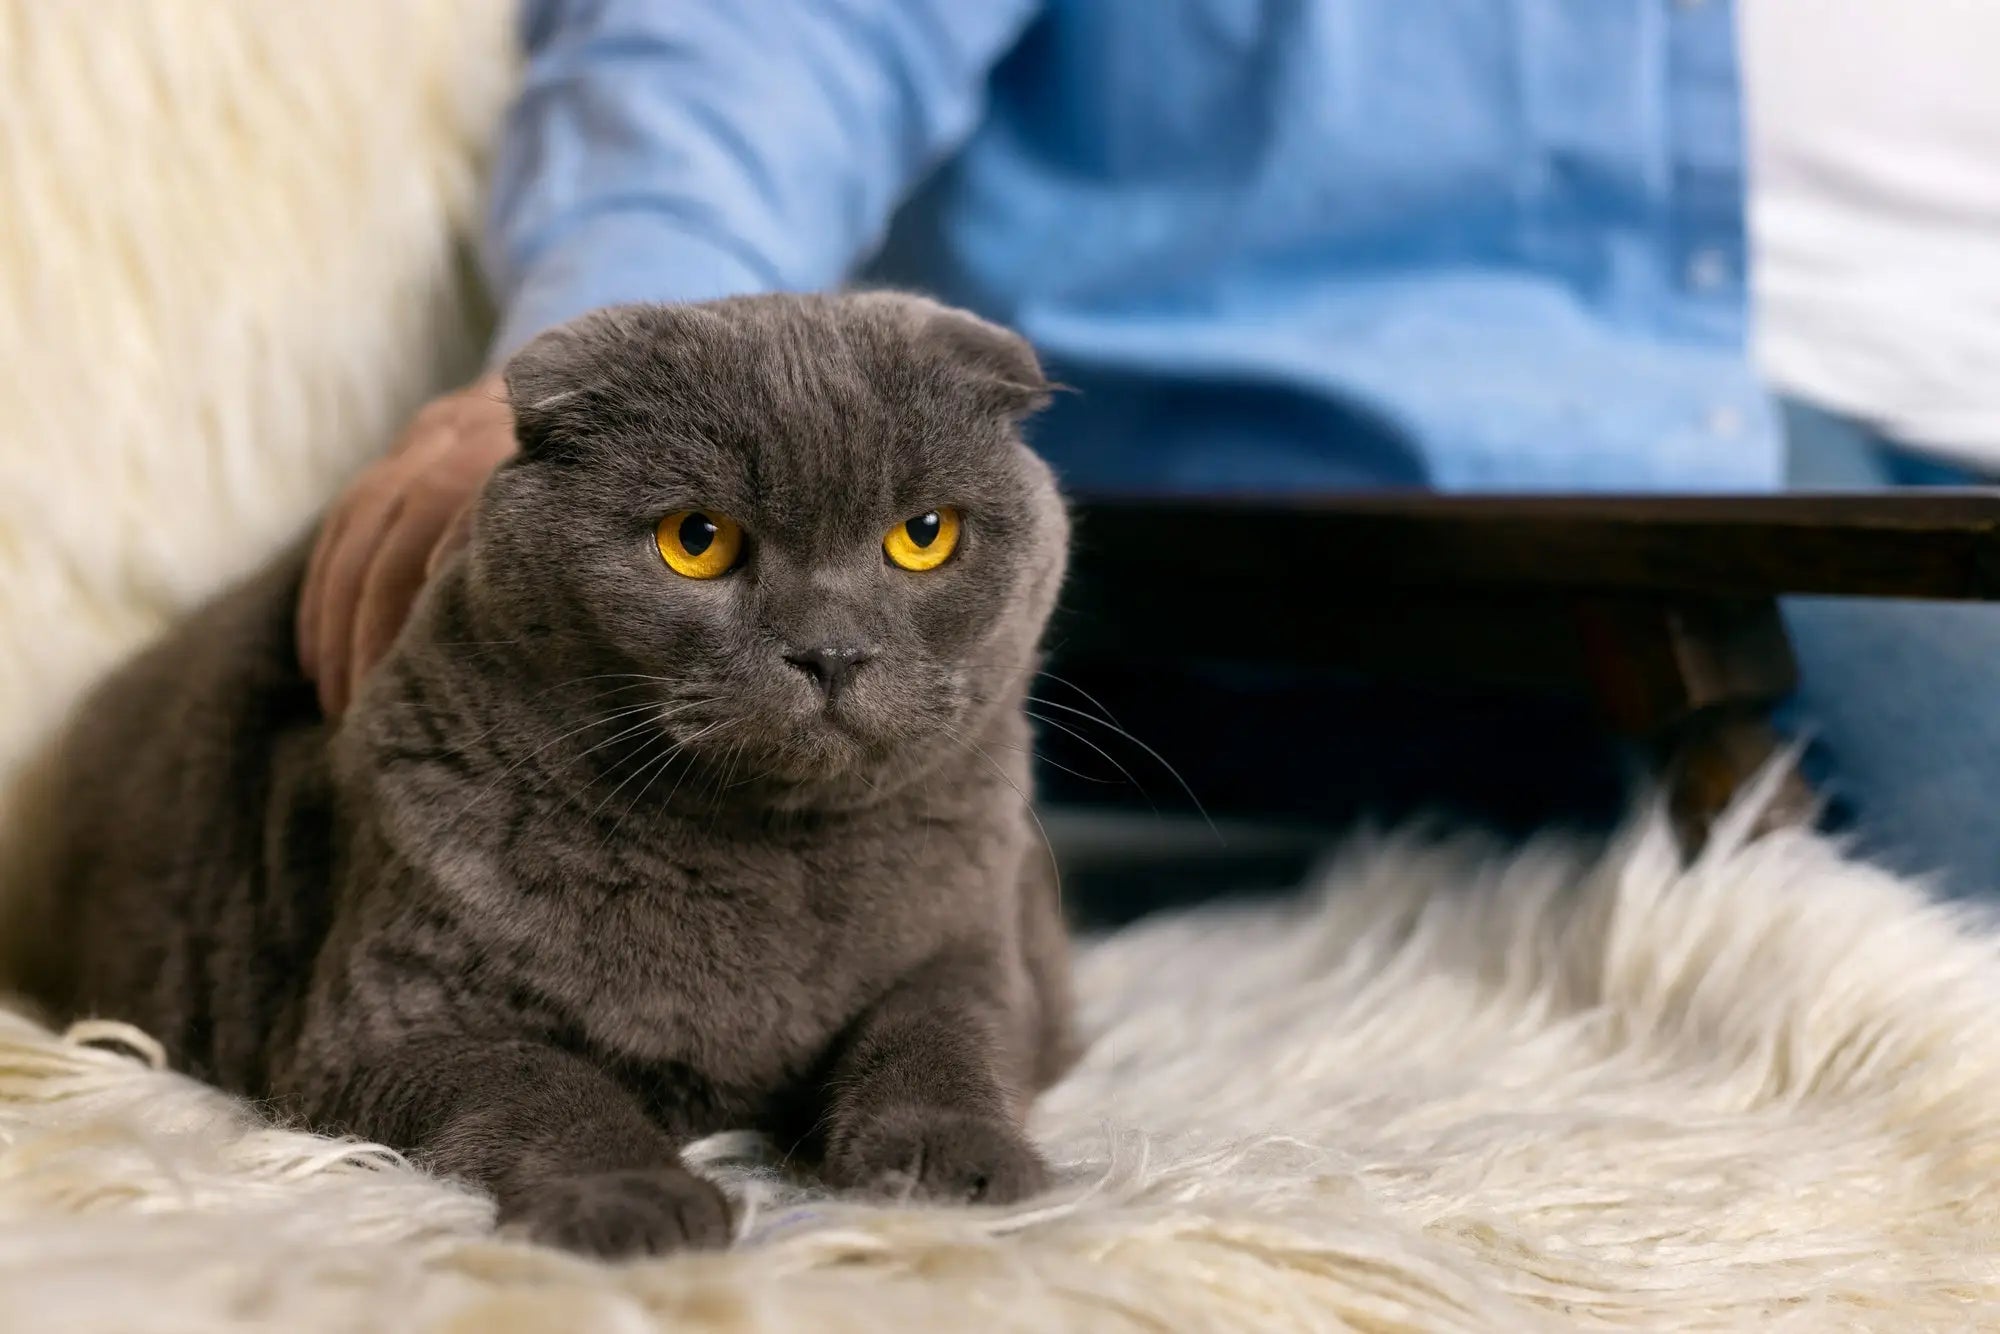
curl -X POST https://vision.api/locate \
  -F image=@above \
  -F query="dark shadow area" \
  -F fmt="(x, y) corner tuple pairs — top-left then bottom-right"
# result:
(1034, 657), (1636, 929)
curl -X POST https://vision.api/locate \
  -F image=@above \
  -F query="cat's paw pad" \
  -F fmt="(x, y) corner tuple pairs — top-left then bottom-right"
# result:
(824, 1105), (1048, 1205)
(504, 1167), (733, 1257)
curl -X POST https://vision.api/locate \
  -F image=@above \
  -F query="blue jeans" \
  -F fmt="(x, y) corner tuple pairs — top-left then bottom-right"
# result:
(1780, 402), (2000, 896)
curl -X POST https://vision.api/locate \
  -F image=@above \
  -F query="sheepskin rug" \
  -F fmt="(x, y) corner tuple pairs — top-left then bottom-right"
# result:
(0, 0), (513, 820)
(7, 808), (2000, 1331)
(6, 4), (2000, 1331)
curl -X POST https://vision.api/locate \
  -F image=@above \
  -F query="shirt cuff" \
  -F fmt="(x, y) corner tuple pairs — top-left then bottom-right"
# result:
(488, 210), (783, 366)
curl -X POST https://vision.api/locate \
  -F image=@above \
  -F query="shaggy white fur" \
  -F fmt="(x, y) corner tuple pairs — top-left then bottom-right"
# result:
(0, 0), (513, 831)
(6, 5), (2000, 1331)
(5, 807), (2000, 1330)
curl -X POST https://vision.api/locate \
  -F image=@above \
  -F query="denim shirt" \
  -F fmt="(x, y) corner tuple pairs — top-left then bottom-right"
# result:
(491, 0), (1780, 494)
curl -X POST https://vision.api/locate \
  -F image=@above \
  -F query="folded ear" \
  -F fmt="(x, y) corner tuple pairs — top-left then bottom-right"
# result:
(850, 291), (1052, 421)
(499, 304), (725, 462)
(499, 312), (616, 463)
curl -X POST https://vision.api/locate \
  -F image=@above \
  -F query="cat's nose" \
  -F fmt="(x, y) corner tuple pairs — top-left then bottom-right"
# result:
(783, 645), (872, 698)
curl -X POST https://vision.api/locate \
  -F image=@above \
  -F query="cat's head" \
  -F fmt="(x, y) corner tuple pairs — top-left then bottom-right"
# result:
(462, 293), (1067, 800)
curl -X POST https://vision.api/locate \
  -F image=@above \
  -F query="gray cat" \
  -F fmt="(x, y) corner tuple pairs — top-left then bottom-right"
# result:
(18, 293), (1077, 1257)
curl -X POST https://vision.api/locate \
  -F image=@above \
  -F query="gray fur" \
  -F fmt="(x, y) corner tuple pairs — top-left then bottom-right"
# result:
(26, 293), (1077, 1256)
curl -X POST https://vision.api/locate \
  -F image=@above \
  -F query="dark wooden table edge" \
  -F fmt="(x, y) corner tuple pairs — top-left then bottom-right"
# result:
(1067, 489), (2000, 602)
(1055, 489), (2000, 846)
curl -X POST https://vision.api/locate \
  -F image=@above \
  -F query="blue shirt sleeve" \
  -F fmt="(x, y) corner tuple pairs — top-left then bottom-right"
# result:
(485, 0), (1043, 360)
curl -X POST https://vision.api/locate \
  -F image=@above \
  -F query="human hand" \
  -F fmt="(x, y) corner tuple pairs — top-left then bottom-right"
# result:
(297, 372), (516, 715)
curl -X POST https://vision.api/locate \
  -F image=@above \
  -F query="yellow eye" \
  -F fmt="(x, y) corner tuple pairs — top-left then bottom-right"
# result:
(656, 510), (743, 579)
(884, 507), (962, 572)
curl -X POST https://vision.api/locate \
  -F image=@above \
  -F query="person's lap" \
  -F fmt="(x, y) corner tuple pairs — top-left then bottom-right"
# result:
(1778, 400), (2000, 897)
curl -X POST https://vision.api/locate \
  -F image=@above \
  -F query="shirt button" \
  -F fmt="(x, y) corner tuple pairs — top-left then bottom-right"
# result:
(1685, 247), (1731, 292)
(1707, 406), (1743, 438)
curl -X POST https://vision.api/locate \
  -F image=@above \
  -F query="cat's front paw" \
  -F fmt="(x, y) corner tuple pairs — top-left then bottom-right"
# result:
(824, 1105), (1048, 1205)
(502, 1167), (733, 1257)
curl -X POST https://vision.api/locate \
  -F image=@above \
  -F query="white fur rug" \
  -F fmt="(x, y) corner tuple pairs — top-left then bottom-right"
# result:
(6, 805), (2000, 1331)
(0, 0), (513, 821)
(6, 5), (2000, 1331)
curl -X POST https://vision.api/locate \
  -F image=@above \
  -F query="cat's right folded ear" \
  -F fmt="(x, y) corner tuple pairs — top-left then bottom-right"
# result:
(502, 303), (731, 463)
(499, 317), (606, 464)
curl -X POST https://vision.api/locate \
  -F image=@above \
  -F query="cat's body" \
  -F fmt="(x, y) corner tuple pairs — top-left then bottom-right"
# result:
(27, 294), (1075, 1255)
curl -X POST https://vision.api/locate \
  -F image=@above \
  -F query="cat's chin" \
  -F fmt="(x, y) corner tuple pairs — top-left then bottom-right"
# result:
(731, 712), (932, 801)
(745, 719), (880, 785)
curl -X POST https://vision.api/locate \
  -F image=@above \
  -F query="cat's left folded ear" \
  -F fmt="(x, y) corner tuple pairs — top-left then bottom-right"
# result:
(850, 291), (1056, 422)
